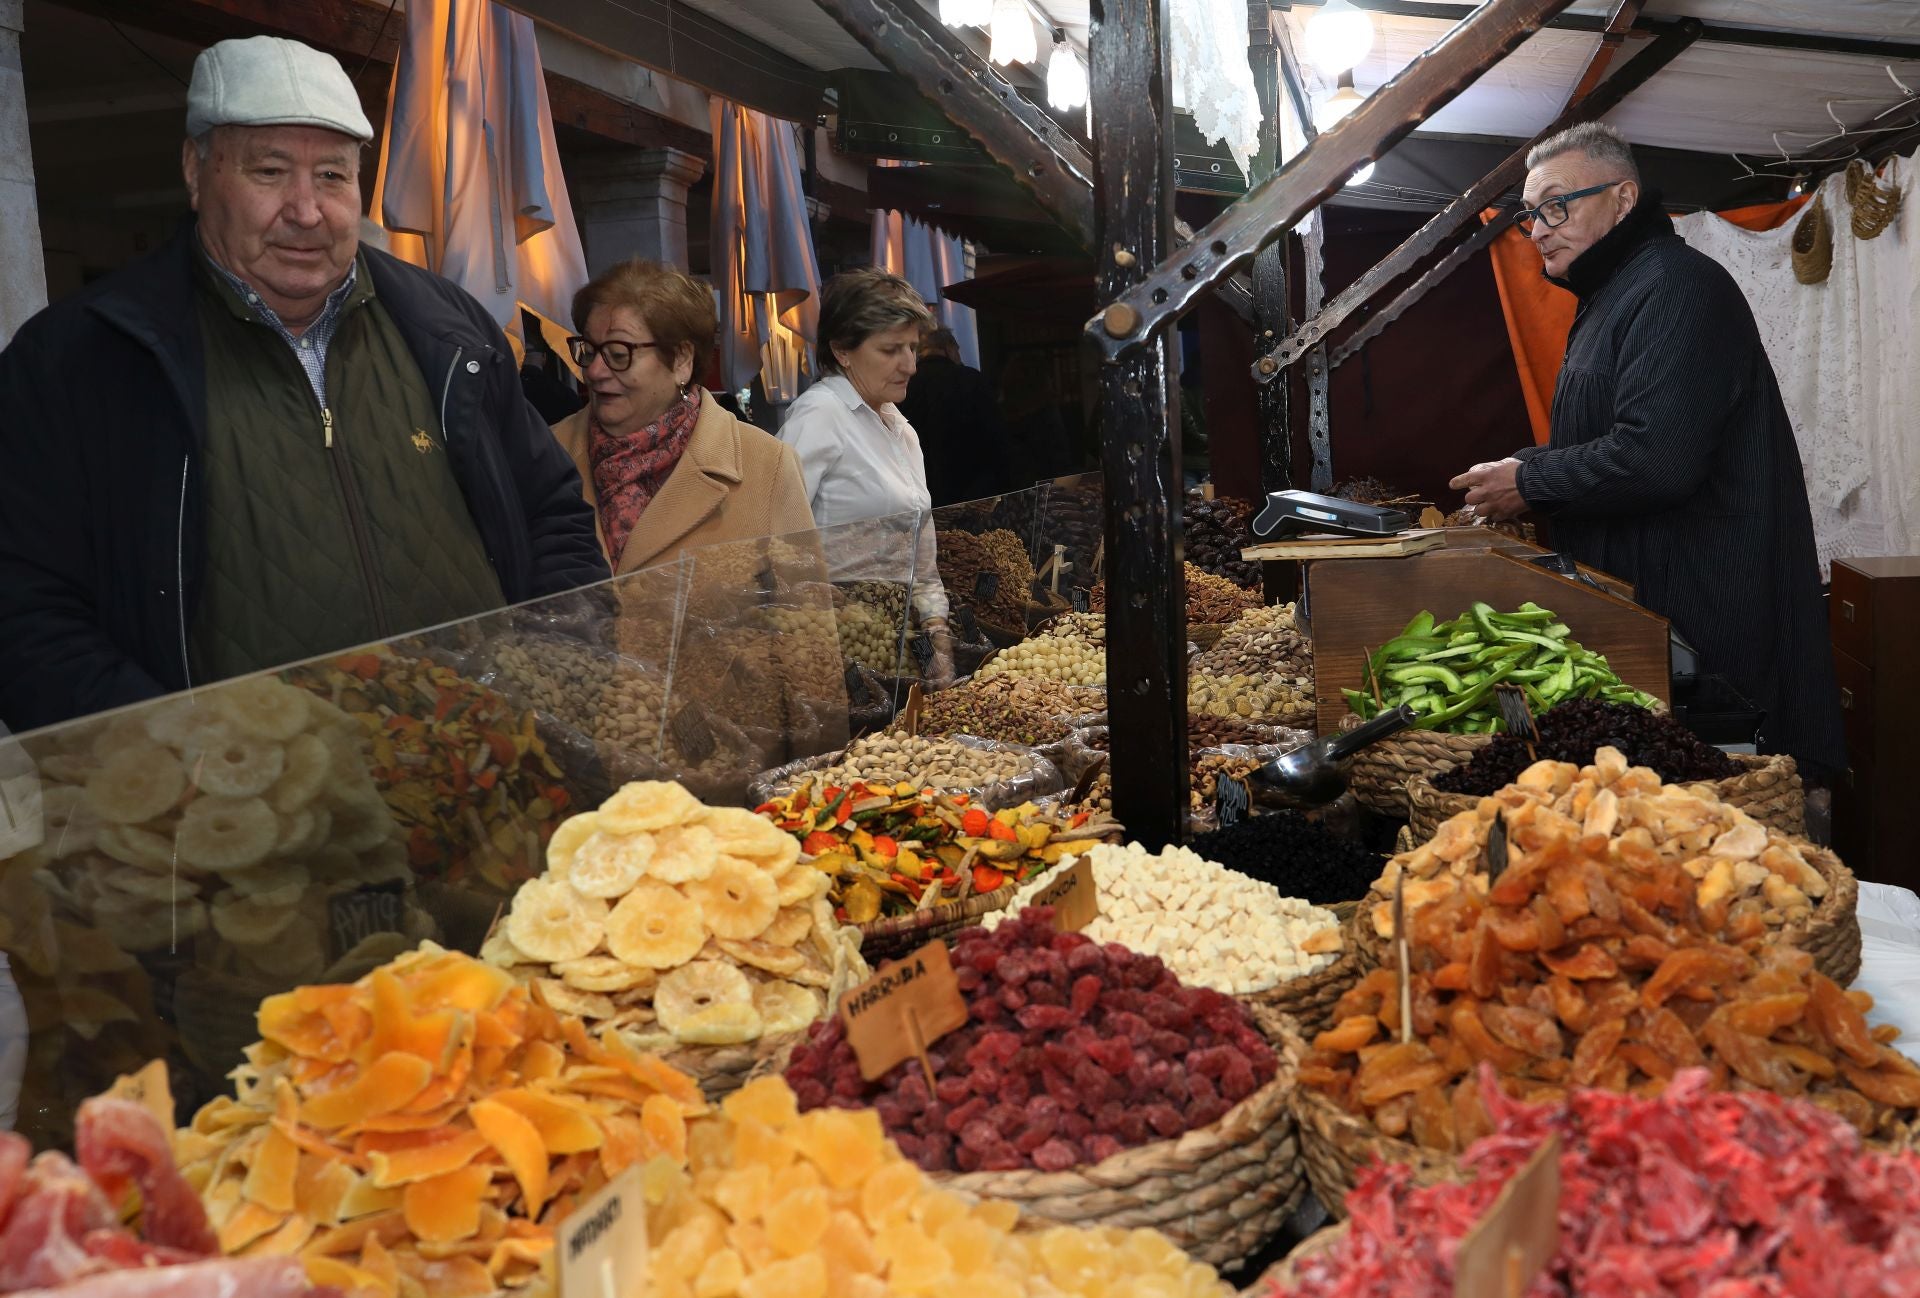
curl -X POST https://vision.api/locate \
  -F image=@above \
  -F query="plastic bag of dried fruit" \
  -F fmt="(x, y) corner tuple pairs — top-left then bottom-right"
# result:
(748, 735), (1063, 811)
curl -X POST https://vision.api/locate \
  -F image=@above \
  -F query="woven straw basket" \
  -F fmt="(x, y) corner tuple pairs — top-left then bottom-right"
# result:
(1339, 713), (1491, 816)
(1237, 943), (1363, 1040)
(1244, 1222), (1349, 1293)
(654, 1030), (810, 1103)
(1346, 841), (1862, 987)
(856, 882), (1019, 963)
(1404, 753), (1807, 845)
(930, 1009), (1308, 1272)
(1290, 1084), (1459, 1221)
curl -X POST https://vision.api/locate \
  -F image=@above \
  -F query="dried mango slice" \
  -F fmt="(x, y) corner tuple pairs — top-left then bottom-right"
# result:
(401, 1164), (494, 1244)
(302, 1053), (437, 1130)
(243, 1125), (303, 1213)
(485, 1088), (604, 1154)
(467, 1099), (549, 1217)
(366, 1129), (492, 1188)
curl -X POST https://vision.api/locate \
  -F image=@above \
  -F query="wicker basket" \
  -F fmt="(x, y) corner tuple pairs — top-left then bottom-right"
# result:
(1189, 622), (1235, 650)
(1245, 1223), (1349, 1293)
(1339, 713), (1491, 816)
(651, 1029), (810, 1103)
(1347, 842), (1862, 987)
(1237, 944), (1363, 1040)
(1291, 1083), (1458, 1220)
(855, 881), (1020, 962)
(1404, 753), (1807, 844)
(930, 1009), (1308, 1271)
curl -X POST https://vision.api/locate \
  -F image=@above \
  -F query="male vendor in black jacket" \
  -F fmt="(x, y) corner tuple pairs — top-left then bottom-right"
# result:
(1451, 123), (1844, 776)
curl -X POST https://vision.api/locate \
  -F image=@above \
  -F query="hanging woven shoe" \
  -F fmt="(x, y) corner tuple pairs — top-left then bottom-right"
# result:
(1791, 193), (1833, 284)
(1845, 158), (1902, 239)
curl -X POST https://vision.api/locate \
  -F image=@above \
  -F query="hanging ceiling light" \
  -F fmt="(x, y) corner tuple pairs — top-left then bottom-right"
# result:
(1304, 0), (1375, 77)
(1313, 79), (1375, 187)
(1047, 31), (1087, 110)
(989, 0), (1038, 65)
(939, 0), (992, 26)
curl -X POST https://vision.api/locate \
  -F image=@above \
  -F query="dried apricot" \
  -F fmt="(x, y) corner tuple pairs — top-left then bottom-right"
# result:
(1356, 1042), (1451, 1107)
(1571, 1018), (1627, 1087)
(1546, 976), (1594, 1034)
(1451, 1003), (1529, 1071)
(1722, 993), (1807, 1037)
(1808, 973), (1880, 1068)
(1639, 1006), (1707, 1071)
(1615, 1043), (1674, 1082)
(1541, 944), (1618, 981)
(1313, 1015), (1380, 1054)
(1702, 1011), (1804, 1094)
(1481, 1005), (1564, 1059)
(1839, 1062), (1920, 1107)
(1410, 1084), (1456, 1153)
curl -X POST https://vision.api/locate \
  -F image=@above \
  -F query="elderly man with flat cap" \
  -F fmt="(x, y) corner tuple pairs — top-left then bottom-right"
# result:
(0, 36), (609, 733)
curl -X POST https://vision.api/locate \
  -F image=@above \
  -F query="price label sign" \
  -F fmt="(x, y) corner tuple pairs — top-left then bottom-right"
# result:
(1031, 857), (1099, 933)
(328, 882), (406, 962)
(1215, 775), (1251, 829)
(1453, 1133), (1561, 1298)
(844, 662), (872, 706)
(840, 940), (968, 1082)
(670, 701), (717, 764)
(559, 1165), (649, 1298)
(973, 570), (1000, 600)
(910, 631), (935, 668)
(1070, 587), (1092, 614)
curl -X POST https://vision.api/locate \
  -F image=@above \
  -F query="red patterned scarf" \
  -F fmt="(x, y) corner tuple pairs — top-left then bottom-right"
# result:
(588, 386), (702, 562)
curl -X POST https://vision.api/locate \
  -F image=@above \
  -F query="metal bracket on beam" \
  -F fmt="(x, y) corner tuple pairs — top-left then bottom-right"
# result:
(812, 0), (1097, 248)
(1084, 0), (1579, 363)
(1249, 14), (1699, 382)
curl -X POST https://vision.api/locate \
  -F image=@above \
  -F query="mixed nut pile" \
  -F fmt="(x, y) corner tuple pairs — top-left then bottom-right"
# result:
(807, 733), (1039, 796)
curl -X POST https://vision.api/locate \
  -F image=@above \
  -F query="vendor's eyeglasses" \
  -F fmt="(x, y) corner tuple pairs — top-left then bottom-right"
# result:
(567, 336), (670, 372)
(1515, 180), (1625, 232)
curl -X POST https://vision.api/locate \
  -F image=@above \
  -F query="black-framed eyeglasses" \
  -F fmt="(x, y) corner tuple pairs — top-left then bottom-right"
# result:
(1515, 180), (1625, 232)
(567, 335), (670, 372)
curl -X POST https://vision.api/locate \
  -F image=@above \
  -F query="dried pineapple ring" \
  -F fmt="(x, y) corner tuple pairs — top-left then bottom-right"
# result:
(753, 980), (823, 1036)
(273, 808), (316, 858)
(225, 860), (310, 908)
(479, 925), (534, 969)
(87, 745), (188, 824)
(751, 832), (802, 873)
(553, 955), (656, 994)
(670, 1002), (763, 1045)
(234, 920), (326, 982)
(97, 896), (205, 951)
(34, 784), (99, 857)
(100, 867), (187, 903)
(773, 862), (828, 907)
(145, 698), (234, 752)
(543, 812), (604, 878)
(327, 789), (396, 853)
(534, 978), (617, 1021)
(568, 831), (656, 898)
(698, 807), (795, 860)
(212, 677), (312, 741)
(506, 878), (608, 964)
(605, 882), (707, 969)
(654, 960), (754, 1035)
(175, 796), (280, 873)
(715, 936), (806, 977)
(645, 824), (720, 885)
(98, 823), (177, 873)
(210, 891), (301, 946)
(268, 734), (331, 814)
(598, 780), (701, 834)
(761, 906), (812, 947)
(184, 727), (286, 799)
(688, 859), (779, 941)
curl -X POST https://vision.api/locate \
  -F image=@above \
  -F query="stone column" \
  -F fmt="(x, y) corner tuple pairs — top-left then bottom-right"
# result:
(572, 147), (706, 274)
(0, 0), (46, 347)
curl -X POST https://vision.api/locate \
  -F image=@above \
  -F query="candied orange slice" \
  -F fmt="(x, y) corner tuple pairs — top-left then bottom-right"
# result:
(244, 1125), (302, 1213)
(596, 1113), (645, 1180)
(484, 1238), (552, 1279)
(259, 985), (371, 1063)
(219, 1200), (289, 1254)
(334, 1180), (406, 1222)
(348, 1105), (465, 1135)
(639, 1094), (688, 1163)
(241, 1213), (317, 1258)
(293, 1157), (360, 1227)
(302, 1053), (437, 1130)
(402, 1164), (494, 1244)
(367, 1129), (493, 1188)
(486, 1088), (604, 1154)
(302, 1255), (384, 1295)
(408, 956), (514, 1016)
(468, 1099), (549, 1218)
(365, 970), (465, 1072)
(516, 1040), (565, 1083)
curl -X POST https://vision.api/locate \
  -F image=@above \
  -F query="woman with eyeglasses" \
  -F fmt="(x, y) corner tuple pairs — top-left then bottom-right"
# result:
(550, 259), (814, 572)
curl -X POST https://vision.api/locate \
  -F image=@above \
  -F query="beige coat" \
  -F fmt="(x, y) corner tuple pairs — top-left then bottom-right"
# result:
(552, 391), (816, 574)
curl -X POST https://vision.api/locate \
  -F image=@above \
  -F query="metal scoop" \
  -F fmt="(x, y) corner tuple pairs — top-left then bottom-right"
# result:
(1250, 704), (1419, 807)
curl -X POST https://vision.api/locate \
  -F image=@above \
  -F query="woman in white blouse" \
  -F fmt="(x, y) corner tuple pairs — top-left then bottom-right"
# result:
(781, 269), (955, 686)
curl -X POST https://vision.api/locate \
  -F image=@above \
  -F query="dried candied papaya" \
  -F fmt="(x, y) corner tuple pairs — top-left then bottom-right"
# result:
(1431, 962), (1472, 992)
(1541, 944), (1618, 981)
(1721, 993), (1808, 1037)
(1642, 945), (1748, 1009)
(1839, 1062), (1920, 1108)
(1469, 924), (1502, 999)
(1410, 1083), (1456, 1154)
(1544, 864), (1592, 925)
(1571, 1018), (1627, 1087)
(1356, 1042), (1451, 1107)
(1373, 1094), (1414, 1138)
(1702, 1012), (1805, 1094)
(1481, 1005), (1565, 1059)
(1615, 1043), (1674, 1082)
(1530, 897), (1567, 953)
(1452, 1078), (1493, 1147)
(1333, 968), (1398, 1022)
(1808, 1086), (1876, 1133)
(1807, 973), (1881, 1068)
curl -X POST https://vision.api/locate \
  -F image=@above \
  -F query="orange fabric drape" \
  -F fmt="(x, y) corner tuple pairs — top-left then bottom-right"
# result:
(1484, 195), (1809, 443)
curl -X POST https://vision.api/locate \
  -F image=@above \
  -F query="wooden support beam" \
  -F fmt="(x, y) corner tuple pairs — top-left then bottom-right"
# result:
(1566, 0), (1646, 106)
(62, 0), (710, 155)
(1251, 16), (1699, 381)
(812, 0), (1095, 248)
(1325, 215), (1505, 368)
(1247, 2), (1293, 506)
(1088, 0), (1580, 363)
(1092, 0), (1187, 848)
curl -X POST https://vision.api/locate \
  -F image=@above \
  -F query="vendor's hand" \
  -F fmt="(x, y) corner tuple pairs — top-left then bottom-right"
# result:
(927, 635), (956, 690)
(1448, 457), (1527, 522)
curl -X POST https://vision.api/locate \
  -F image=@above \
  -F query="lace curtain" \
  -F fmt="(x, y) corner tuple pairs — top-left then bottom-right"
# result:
(1169, 0), (1262, 181)
(1674, 157), (1920, 576)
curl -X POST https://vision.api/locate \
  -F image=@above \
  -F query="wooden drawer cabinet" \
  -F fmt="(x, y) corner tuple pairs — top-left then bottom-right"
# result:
(1829, 557), (1920, 890)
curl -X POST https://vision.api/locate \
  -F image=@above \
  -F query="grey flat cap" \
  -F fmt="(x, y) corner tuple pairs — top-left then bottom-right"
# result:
(186, 36), (374, 142)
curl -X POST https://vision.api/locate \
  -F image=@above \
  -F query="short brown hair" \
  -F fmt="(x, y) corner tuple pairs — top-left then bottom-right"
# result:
(571, 259), (716, 378)
(817, 269), (934, 375)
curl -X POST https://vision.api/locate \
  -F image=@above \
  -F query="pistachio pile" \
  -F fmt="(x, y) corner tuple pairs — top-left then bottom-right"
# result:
(810, 733), (1033, 793)
(916, 675), (1104, 748)
(831, 581), (913, 675)
(937, 527), (1034, 629)
(976, 614), (1107, 687)
(1189, 668), (1314, 724)
(988, 841), (1343, 995)
(493, 637), (666, 755)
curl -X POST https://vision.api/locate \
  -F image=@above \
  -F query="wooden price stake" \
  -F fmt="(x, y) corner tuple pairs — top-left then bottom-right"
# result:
(1453, 1133), (1562, 1298)
(840, 940), (968, 1089)
(559, 1165), (649, 1298)
(1392, 866), (1413, 1046)
(1030, 857), (1099, 933)
(900, 683), (926, 738)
